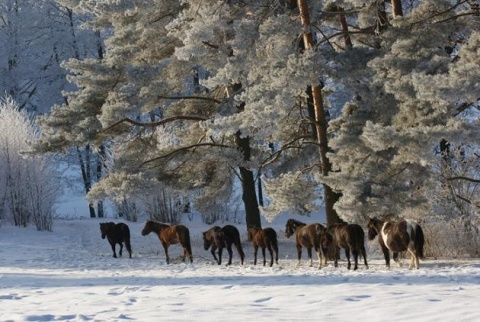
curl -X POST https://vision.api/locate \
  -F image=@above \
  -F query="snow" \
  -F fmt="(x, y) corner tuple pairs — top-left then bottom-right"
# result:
(1, 213), (480, 322)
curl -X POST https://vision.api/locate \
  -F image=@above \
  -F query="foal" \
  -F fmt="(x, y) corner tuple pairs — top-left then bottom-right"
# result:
(247, 226), (279, 267)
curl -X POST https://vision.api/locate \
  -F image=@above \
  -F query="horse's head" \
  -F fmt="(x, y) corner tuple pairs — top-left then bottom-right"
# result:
(321, 232), (334, 249)
(141, 221), (153, 236)
(285, 219), (297, 238)
(214, 230), (226, 247)
(202, 231), (212, 250)
(367, 217), (379, 241)
(100, 222), (113, 239)
(247, 226), (260, 240)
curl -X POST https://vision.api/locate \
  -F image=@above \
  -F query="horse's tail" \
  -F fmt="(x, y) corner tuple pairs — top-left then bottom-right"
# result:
(123, 224), (132, 257)
(415, 223), (425, 259)
(232, 229), (245, 264)
(182, 227), (193, 261)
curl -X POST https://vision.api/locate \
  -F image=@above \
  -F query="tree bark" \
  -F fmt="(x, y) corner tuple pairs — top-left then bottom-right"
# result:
(235, 132), (262, 230)
(297, 0), (343, 225)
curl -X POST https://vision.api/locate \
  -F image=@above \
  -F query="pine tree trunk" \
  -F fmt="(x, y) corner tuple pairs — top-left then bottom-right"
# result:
(77, 145), (96, 218)
(235, 132), (262, 230)
(297, 0), (343, 225)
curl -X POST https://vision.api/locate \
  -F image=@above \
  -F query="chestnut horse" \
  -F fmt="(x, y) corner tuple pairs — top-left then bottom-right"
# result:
(203, 225), (245, 265)
(247, 226), (279, 267)
(141, 220), (193, 264)
(324, 223), (368, 270)
(367, 217), (425, 269)
(100, 222), (132, 258)
(285, 219), (327, 268)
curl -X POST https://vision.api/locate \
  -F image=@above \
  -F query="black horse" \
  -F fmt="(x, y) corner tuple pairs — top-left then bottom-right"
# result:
(324, 223), (368, 270)
(203, 225), (245, 265)
(367, 217), (425, 269)
(99, 222), (132, 258)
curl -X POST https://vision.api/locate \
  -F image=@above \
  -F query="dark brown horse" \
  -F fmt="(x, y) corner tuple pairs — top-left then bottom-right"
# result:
(324, 223), (368, 270)
(203, 225), (245, 265)
(367, 217), (425, 269)
(247, 226), (279, 267)
(285, 219), (327, 268)
(141, 220), (193, 264)
(100, 222), (132, 258)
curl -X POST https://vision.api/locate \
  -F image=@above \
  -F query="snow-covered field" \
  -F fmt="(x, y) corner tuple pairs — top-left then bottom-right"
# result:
(1, 215), (480, 322)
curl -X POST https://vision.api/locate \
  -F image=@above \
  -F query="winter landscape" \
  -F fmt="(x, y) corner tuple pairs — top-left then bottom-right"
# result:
(1, 207), (480, 322)
(1, 1), (480, 321)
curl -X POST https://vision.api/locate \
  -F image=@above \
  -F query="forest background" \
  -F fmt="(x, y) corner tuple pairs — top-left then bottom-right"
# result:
(0, 0), (479, 257)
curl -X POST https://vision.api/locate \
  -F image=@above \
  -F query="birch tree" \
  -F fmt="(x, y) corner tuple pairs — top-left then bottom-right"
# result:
(0, 96), (59, 230)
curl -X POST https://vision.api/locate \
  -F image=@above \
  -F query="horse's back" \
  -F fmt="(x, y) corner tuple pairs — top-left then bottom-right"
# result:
(112, 223), (130, 242)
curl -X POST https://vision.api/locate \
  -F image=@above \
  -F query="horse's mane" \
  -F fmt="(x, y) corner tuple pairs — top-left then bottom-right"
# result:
(147, 220), (170, 227)
(287, 219), (306, 227)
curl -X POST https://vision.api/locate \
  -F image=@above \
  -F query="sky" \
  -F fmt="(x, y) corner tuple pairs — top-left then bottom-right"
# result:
(1, 208), (480, 322)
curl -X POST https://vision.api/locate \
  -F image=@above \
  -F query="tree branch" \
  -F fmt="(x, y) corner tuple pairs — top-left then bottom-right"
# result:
(104, 115), (208, 132)
(447, 176), (480, 183)
(141, 142), (231, 168)
(157, 95), (221, 104)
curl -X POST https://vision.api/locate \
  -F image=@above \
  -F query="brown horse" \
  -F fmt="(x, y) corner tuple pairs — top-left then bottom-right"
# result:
(324, 223), (368, 270)
(203, 225), (245, 265)
(247, 226), (279, 267)
(285, 219), (327, 268)
(141, 220), (193, 264)
(367, 217), (425, 269)
(100, 222), (132, 258)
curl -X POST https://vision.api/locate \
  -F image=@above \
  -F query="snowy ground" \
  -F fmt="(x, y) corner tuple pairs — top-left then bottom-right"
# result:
(1, 215), (480, 322)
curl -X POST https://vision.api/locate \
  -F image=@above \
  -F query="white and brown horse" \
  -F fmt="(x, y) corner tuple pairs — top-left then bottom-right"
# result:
(367, 217), (425, 269)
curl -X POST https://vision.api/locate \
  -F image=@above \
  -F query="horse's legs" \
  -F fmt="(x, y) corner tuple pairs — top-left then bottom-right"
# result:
(381, 246), (390, 269)
(119, 243), (123, 257)
(345, 249), (352, 269)
(217, 247), (223, 265)
(296, 245), (302, 266)
(274, 244), (279, 265)
(253, 246), (259, 265)
(352, 248), (360, 270)
(110, 242), (117, 258)
(393, 252), (403, 267)
(210, 246), (219, 263)
(225, 244), (234, 265)
(261, 247), (267, 266)
(162, 243), (170, 264)
(314, 246), (322, 269)
(307, 247), (314, 267)
(361, 245), (368, 269)
(266, 244), (274, 267)
(407, 245), (419, 269)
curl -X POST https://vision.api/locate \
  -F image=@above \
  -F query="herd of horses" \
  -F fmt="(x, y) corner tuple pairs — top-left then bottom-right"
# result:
(99, 216), (425, 270)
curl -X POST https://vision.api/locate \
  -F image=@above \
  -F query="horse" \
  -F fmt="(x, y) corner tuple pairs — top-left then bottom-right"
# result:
(285, 219), (327, 268)
(323, 223), (368, 270)
(99, 222), (132, 258)
(367, 217), (425, 269)
(141, 220), (193, 264)
(202, 225), (245, 265)
(247, 226), (279, 267)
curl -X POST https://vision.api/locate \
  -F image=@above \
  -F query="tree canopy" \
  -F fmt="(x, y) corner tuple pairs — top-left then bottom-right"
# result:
(34, 0), (480, 225)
